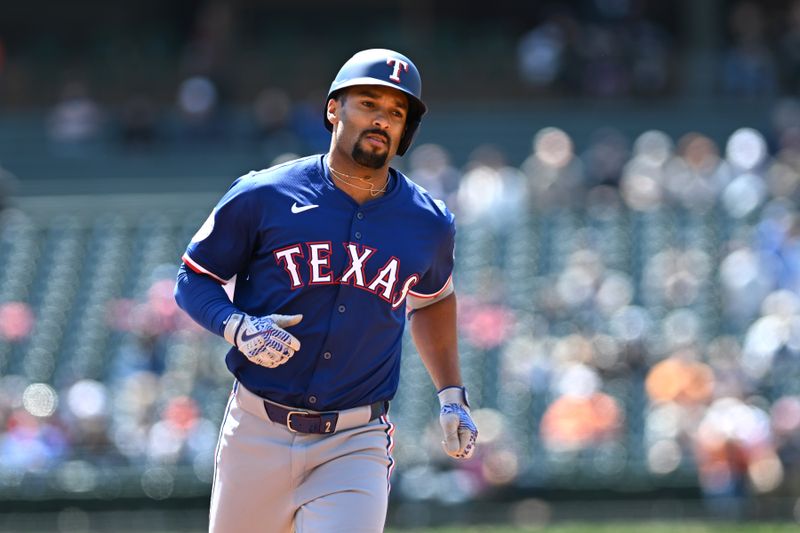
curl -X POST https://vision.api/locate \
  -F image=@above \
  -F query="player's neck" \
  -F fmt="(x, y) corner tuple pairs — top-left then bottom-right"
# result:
(327, 150), (389, 181)
(327, 151), (391, 204)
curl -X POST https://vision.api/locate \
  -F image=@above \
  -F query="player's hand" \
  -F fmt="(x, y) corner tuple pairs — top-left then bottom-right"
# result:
(223, 312), (302, 368)
(437, 386), (478, 459)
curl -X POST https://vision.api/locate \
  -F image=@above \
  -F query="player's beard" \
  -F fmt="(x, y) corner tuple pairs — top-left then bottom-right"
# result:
(352, 130), (390, 169)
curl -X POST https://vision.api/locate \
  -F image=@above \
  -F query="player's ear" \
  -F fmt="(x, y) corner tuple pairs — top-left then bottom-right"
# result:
(326, 98), (339, 126)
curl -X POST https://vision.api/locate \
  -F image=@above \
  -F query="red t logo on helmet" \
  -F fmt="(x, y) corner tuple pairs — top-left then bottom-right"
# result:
(386, 57), (409, 83)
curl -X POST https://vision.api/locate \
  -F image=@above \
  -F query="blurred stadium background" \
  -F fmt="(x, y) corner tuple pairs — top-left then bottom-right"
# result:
(2, 0), (800, 531)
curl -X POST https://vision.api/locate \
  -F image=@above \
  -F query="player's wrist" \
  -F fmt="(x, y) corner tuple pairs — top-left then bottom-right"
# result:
(223, 312), (246, 346)
(437, 385), (469, 408)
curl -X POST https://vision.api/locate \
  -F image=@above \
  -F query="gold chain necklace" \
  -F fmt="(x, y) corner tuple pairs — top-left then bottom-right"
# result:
(328, 165), (389, 197)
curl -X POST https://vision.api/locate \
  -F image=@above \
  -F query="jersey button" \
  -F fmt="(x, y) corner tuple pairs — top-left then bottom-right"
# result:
(356, 212), (364, 220)
(308, 395), (317, 405)
(338, 304), (346, 313)
(323, 351), (332, 360)
(354, 231), (362, 239)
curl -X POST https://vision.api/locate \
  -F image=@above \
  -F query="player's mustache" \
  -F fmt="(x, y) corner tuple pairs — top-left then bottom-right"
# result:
(359, 129), (390, 146)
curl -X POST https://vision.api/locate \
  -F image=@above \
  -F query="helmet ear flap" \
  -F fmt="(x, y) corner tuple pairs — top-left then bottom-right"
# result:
(397, 116), (421, 156)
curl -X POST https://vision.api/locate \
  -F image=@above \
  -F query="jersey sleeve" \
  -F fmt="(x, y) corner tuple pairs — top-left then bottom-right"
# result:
(182, 176), (258, 284)
(409, 214), (456, 299)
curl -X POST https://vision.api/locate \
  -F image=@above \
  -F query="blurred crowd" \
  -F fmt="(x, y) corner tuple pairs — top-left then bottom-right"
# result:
(518, 0), (800, 98)
(3, 95), (800, 514)
(389, 96), (800, 514)
(4, 0), (799, 164)
(42, 76), (327, 160)
(0, 263), (231, 499)
(516, 0), (674, 97)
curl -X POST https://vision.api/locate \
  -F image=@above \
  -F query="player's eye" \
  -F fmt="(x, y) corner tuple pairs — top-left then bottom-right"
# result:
(361, 100), (375, 108)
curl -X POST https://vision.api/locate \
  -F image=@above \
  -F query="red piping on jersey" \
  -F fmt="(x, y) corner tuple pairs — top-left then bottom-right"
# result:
(182, 253), (228, 284)
(408, 274), (453, 299)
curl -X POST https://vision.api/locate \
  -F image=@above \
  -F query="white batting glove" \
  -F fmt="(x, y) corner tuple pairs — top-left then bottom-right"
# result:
(438, 386), (478, 459)
(223, 312), (302, 368)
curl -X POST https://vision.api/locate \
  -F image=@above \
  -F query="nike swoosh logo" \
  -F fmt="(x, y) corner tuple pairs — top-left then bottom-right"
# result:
(291, 202), (319, 214)
(240, 330), (263, 343)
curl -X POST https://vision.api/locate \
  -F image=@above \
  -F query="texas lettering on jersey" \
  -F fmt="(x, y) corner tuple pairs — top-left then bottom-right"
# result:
(274, 241), (420, 309)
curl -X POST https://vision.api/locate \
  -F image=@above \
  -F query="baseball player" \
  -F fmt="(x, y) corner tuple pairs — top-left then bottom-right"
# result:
(174, 48), (477, 533)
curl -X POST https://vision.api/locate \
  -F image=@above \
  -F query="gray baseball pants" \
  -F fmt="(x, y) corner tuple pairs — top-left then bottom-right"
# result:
(209, 382), (395, 533)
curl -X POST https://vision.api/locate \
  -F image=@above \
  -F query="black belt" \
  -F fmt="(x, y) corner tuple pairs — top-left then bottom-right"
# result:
(263, 400), (387, 434)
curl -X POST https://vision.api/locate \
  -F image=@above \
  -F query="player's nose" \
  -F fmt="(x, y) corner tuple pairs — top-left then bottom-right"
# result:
(371, 109), (390, 129)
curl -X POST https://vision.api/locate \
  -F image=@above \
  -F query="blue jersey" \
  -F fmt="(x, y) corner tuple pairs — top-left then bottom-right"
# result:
(182, 155), (455, 410)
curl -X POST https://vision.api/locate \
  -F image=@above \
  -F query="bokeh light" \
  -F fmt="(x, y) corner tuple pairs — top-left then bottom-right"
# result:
(534, 127), (574, 168)
(0, 301), (34, 341)
(22, 383), (58, 418)
(726, 127), (768, 170)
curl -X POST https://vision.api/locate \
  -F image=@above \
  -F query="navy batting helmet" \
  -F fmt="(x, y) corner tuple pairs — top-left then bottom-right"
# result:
(324, 48), (427, 156)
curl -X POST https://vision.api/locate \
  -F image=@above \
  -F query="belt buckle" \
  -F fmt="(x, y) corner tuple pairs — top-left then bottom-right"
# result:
(286, 410), (309, 433)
